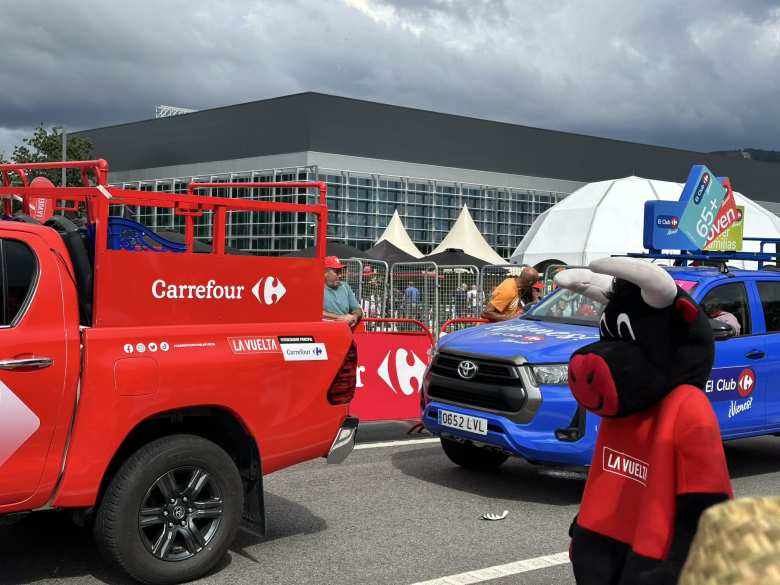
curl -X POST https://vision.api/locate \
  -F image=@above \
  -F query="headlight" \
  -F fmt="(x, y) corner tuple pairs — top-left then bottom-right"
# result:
(530, 364), (569, 385)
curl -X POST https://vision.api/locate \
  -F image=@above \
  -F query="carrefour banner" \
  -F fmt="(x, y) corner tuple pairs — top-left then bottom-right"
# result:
(643, 165), (743, 252)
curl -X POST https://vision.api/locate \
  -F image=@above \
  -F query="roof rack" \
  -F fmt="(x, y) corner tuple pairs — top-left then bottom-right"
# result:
(626, 237), (780, 272)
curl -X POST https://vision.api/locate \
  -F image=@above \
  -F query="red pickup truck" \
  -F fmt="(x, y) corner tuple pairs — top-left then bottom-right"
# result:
(0, 160), (358, 584)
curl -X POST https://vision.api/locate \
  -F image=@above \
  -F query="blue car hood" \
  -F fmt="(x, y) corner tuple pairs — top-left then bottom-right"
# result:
(437, 318), (600, 363)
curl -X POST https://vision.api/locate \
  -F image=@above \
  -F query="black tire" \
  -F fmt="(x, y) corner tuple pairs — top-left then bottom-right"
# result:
(94, 435), (243, 585)
(440, 437), (509, 470)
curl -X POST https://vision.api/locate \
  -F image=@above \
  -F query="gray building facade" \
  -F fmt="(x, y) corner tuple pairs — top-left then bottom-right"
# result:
(75, 92), (780, 258)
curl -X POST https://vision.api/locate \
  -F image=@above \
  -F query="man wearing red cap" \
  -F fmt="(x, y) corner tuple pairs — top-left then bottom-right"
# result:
(322, 256), (363, 328)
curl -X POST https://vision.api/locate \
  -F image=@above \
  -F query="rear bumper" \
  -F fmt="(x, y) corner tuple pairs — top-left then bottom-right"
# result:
(326, 416), (359, 464)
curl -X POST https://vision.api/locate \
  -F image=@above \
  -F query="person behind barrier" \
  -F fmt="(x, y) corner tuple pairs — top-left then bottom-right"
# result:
(522, 282), (546, 313)
(466, 284), (481, 311)
(481, 266), (539, 322)
(530, 281), (544, 303)
(322, 256), (363, 328)
(452, 283), (468, 317)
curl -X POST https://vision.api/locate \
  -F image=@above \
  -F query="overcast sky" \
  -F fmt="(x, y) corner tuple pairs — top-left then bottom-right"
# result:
(1, 0), (779, 157)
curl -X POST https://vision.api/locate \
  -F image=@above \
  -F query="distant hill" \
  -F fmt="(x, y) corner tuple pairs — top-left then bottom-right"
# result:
(711, 148), (780, 164)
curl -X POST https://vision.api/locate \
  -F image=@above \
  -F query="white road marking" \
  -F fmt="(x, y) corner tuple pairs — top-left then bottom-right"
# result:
(354, 438), (440, 450)
(409, 551), (570, 585)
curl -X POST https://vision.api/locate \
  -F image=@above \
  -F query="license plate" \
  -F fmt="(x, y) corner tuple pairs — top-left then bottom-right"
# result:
(438, 409), (488, 436)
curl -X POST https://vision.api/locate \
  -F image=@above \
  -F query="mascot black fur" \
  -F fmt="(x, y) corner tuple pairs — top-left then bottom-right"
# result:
(555, 257), (732, 585)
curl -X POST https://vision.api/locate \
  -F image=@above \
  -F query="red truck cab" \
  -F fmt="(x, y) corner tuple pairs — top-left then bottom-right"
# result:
(0, 160), (358, 584)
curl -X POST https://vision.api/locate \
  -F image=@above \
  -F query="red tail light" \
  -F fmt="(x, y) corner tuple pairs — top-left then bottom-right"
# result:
(327, 342), (358, 405)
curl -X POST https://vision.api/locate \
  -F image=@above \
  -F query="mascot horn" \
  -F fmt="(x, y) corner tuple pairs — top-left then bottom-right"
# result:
(556, 257), (732, 585)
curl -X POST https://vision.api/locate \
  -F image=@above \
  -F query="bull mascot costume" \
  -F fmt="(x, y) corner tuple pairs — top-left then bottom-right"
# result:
(555, 257), (732, 585)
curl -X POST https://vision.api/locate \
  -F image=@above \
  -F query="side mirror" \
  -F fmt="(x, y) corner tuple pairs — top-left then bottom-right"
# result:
(710, 318), (736, 341)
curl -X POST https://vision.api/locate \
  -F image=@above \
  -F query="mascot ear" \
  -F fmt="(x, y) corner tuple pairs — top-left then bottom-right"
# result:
(554, 268), (613, 304)
(675, 297), (699, 323)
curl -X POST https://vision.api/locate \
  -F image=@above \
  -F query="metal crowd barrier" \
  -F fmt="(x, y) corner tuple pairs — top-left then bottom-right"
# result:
(340, 258), (389, 318)
(341, 258), (577, 338)
(389, 261), (439, 333)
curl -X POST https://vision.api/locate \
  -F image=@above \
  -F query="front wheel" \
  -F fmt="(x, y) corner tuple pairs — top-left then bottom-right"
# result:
(440, 437), (509, 470)
(94, 434), (244, 585)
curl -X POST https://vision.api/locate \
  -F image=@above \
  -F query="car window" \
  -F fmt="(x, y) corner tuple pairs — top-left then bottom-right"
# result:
(700, 282), (750, 336)
(527, 288), (604, 326)
(2, 239), (37, 326)
(757, 281), (780, 333)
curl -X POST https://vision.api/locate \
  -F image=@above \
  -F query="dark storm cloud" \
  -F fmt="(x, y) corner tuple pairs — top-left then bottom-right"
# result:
(1, 0), (779, 156)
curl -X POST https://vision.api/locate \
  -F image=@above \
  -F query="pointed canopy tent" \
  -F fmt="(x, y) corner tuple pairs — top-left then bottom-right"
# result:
(425, 248), (489, 267)
(376, 210), (423, 258)
(366, 239), (418, 265)
(432, 205), (506, 265)
(511, 176), (780, 268)
(287, 242), (372, 259)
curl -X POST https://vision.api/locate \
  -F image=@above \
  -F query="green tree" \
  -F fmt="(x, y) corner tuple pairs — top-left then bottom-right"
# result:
(10, 125), (94, 185)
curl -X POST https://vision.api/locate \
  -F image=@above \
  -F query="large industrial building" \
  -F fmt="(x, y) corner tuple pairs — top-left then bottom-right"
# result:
(75, 92), (780, 259)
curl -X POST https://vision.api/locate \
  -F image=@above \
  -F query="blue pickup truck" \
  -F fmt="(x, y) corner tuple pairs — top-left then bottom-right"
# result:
(421, 264), (780, 469)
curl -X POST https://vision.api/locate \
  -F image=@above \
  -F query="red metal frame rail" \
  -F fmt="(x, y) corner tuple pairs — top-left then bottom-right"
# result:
(355, 317), (433, 340)
(0, 159), (329, 257)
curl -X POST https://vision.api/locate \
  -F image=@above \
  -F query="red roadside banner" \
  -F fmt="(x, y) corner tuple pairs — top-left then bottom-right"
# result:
(350, 319), (433, 422)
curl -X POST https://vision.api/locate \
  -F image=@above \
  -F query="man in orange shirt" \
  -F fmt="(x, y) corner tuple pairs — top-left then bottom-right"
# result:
(481, 266), (539, 322)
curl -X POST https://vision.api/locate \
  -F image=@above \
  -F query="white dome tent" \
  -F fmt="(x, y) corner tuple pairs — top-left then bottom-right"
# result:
(431, 205), (506, 265)
(511, 176), (780, 269)
(376, 210), (423, 259)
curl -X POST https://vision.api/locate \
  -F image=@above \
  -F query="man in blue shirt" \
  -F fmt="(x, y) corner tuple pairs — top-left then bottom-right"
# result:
(322, 256), (363, 328)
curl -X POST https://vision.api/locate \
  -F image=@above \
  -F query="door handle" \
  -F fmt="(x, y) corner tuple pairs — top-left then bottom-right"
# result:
(0, 357), (53, 370)
(745, 351), (765, 360)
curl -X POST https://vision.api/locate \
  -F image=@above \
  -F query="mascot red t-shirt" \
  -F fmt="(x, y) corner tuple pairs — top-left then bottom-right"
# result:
(556, 258), (732, 585)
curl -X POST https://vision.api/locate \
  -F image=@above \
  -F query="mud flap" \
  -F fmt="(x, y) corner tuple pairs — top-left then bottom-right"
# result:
(242, 447), (266, 535)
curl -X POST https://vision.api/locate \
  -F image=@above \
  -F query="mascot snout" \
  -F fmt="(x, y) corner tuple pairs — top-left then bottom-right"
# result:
(568, 353), (618, 416)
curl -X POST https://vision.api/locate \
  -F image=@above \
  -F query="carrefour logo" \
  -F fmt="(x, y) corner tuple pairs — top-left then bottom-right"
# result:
(151, 276), (286, 304)
(377, 349), (427, 395)
(737, 368), (755, 397)
(693, 173), (711, 205)
(251, 276), (287, 304)
(705, 367), (756, 400)
(656, 215), (679, 229)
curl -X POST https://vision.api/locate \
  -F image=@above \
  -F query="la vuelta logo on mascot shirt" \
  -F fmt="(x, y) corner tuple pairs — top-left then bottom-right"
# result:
(556, 258), (732, 585)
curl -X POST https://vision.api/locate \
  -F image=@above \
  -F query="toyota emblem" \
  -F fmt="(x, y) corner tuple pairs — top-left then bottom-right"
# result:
(457, 360), (478, 379)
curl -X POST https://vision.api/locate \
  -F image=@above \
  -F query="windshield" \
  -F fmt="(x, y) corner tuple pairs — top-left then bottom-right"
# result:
(525, 288), (604, 327)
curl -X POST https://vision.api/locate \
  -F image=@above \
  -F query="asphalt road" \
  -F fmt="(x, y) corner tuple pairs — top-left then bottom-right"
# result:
(1, 434), (778, 585)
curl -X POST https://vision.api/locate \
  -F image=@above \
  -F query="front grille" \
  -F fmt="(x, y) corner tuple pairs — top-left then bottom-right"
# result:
(432, 354), (522, 385)
(430, 386), (508, 410)
(427, 352), (527, 412)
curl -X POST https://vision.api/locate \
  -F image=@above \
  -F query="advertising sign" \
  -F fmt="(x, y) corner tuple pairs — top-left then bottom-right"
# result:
(643, 166), (742, 253)
(705, 205), (744, 252)
(350, 329), (433, 421)
(677, 166), (728, 250)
